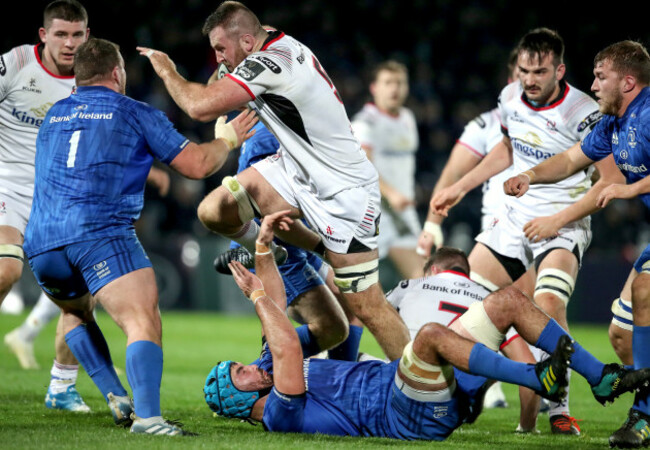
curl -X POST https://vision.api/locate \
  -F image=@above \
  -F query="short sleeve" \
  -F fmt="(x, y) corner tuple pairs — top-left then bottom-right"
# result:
(580, 119), (612, 163)
(136, 105), (189, 164)
(227, 53), (288, 100)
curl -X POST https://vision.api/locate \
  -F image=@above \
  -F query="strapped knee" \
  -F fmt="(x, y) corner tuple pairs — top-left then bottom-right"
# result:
(457, 301), (504, 351)
(399, 340), (454, 385)
(611, 297), (633, 331)
(222, 176), (260, 223)
(0, 244), (24, 263)
(534, 268), (575, 306)
(333, 259), (378, 293)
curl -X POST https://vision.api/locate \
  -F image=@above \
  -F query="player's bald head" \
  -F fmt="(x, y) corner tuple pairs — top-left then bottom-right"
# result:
(202, 1), (264, 38)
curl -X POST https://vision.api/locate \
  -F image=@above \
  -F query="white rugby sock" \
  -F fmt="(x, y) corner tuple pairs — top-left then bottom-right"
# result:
(224, 220), (260, 254)
(49, 360), (79, 393)
(18, 293), (60, 342)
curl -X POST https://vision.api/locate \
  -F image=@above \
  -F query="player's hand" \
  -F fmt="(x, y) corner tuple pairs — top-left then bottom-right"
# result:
(523, 216), (562, 243)
(220, 109), (258, 150)
(430, 185), (465, 217)
(229, 260), (264, 298)
(146, 167), (170, 197)
(416, 221), (444, 257)
(504, 174), (530, 197)
(258, 210), (294, 247)
(597, 183), (634, 208)
(137, 46), (177, 79)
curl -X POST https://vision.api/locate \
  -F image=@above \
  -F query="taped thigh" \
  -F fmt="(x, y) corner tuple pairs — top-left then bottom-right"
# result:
(222, 176), (260, 223)
(332, 259), (378, 293)
(611, 297), (633, 331)
(398, 341), (455, 391)
(0, 244), (24, 262)
(534, 268), (575, 306)
(457, 302), (504, 351)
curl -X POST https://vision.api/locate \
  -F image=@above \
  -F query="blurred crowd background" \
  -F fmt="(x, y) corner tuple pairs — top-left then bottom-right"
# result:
(3, 0), (649, 322)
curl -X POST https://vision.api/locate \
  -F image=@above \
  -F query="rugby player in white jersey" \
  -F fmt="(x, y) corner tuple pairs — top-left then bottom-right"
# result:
(430, 28), (624, 435)
(351, 61), (423, 279)
(138, 1), (410, 360)
(0, 0), (92, 412)
(418, 49), (532, 409)
(386, 246), (540, 432)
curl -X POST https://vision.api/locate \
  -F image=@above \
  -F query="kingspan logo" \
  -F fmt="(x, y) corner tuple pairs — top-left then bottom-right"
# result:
(511, 132), (553, 160)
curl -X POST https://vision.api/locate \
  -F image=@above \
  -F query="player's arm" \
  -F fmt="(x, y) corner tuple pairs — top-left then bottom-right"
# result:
(500, 337), (540, 432)
(418, 142), (483, 256)
(430, 136), (512, 217)
(137, 47), (251, 122)
(169, 109), (257, 179)
(597, 175), (650, 208)
(146, 166), (170, 197)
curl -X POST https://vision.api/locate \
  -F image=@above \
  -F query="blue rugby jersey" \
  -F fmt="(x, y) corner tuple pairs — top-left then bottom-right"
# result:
(581, 87), (650, 209)
(24, 86), (188, 257)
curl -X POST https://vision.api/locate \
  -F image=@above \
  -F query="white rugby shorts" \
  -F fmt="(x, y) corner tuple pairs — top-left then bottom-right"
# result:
(475, 204), (592, 269)
(377, 202), (420, 259)
(0, 188), (32, 234)
(253, 153), (380, 254)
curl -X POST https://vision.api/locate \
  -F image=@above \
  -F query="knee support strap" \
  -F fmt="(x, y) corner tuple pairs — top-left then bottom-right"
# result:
(457, 302), (504, 351)
(399, 341), (454, 385)
(534, 268), (575, 306)
(333, 259), (378, 293)
(222, 176), (260, 224)
(0, 244), (24, 262)
(611, 297), (633, 331)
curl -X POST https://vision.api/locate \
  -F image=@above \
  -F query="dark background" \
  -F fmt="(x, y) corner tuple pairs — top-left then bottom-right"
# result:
(3, 0), (649, 322)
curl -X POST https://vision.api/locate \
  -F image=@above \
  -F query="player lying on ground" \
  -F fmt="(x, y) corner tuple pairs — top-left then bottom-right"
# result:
(203, 211), (650, 440)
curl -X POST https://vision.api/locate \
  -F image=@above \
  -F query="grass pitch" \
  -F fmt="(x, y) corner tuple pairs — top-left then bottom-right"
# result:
(0, 311), (635, 449)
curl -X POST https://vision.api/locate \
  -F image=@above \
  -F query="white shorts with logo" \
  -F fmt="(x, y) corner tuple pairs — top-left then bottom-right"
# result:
(253, 154), (380, 254)
(377, 201), (420, 259)
(0, 187), (33, 235)
(475, 204), (592, 269)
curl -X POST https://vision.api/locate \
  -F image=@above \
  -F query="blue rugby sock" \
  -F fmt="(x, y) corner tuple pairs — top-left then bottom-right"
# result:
(126, 340), (163, 419)
(295, 325), (321, 358)
(65, 323), (127, 401)
(633, 326), (650, 415)
(535, 319), (603, 385)
(328, 325), (363, 361)
(469, 343), (541, 391)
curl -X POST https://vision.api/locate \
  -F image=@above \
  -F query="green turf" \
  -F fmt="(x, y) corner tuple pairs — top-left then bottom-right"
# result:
(0, 311), (636, 448)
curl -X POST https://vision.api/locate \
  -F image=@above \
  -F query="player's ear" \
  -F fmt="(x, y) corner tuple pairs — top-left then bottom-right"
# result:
(39, 27), (47, 43)
(622, 74), (636, 93)
(555, 63), (566, 81)
(240, 34), (255, 53)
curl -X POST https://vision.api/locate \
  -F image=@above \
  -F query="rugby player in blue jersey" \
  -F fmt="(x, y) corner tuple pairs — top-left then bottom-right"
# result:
(504, 40), (650, 448)
(23, 37), (257, 436)
(204, 210), (650, 440)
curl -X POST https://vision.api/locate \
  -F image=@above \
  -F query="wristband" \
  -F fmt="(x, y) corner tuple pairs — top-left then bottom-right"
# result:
(250, 289), (266, 303)
(520, 170), (536, 184)
(214, 116), (239, 150)
(423, 221), (444, 248)
(255, 240), (272, 255)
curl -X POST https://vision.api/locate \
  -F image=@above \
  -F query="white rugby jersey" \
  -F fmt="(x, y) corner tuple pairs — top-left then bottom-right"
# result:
(499, 80), (601, 217)
(227, 32), (378, 199)
(386, 271), (490, 340)
(0, 44), (75, 197)
(351, 103), (419, 199)
(457, 108), (512, 222)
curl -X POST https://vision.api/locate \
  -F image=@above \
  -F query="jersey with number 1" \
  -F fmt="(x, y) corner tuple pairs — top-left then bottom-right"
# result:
(0, 44), (75, 197)
(499, 80), (601, 217)
(24, 86), (188, 257)
(226, 31), (378, 199)
(386, 271), (490, 339)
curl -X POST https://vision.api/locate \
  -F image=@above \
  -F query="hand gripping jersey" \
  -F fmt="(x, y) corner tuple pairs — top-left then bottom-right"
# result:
(386, 271), (490, 339)
(23, 86), (189, 257)
(499, 80), (601, 217)
(351, 103), (419, 199)
(226, 31), (378, 199)
(457, 108), (512, 225)
(0, 44), (76, 197)
(581, 87), (650, 210)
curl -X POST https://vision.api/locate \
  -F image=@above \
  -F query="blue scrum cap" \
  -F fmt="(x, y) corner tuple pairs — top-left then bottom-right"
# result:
(204, 360), (261, 419)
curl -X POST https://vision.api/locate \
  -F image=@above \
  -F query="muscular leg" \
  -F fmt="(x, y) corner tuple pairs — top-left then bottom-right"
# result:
(467, 243), (515, 290)
(327, 249), (410, 361)
(0, 225), (23, 305)
(610, 269), (636, 365)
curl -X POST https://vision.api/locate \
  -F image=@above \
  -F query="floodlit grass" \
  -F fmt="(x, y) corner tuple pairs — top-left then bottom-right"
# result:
(0, 311), (635, 448)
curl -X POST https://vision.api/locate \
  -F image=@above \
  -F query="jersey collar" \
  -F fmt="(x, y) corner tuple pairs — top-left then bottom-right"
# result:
(439, 270), (471, 279)
(34, 44), (75, 80)
(521, 79), (569, 111)
(261, 31), (285, 51)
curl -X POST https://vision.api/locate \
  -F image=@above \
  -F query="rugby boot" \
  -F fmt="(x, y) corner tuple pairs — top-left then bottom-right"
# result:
(45, 384), (91, 412)
(130, 415), (197, 436)
(533, 335), (573, 403)
(609, 408), (650, 448)
(592, 364), (650, 406)
(4, 329), (39, 369)
(213, 246), (287, 274)
(550, 413), (581, 435)
(107, 392), (134, 427)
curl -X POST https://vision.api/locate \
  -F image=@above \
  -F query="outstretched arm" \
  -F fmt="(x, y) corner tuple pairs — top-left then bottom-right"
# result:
(137, 47), (252, 122)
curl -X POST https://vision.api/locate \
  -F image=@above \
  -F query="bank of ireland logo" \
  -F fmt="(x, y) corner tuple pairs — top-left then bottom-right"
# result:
(620, 149), (629, 160)
(93, 260), (111, 279)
